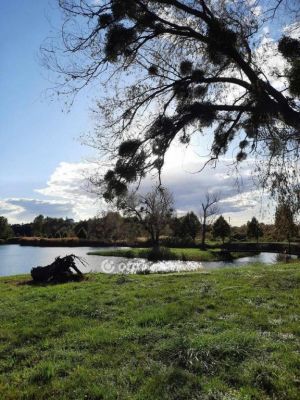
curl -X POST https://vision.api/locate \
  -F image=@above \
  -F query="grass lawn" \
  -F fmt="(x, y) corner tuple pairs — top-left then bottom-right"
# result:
(87, 247), (247, 262)
(0, 263), (299, 399)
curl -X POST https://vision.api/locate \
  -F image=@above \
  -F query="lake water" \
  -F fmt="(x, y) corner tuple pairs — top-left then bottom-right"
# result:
(0, 245), (294, 277)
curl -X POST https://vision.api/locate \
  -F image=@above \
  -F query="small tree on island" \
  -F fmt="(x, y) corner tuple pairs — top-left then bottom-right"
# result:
(118, 186), (174, 249)
(247, 217), (263, 243)
(199, 193), (220, 249)
(212, 216), (231, 244)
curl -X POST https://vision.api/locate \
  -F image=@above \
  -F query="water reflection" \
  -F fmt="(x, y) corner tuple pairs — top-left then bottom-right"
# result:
(0, 245), (296, 277)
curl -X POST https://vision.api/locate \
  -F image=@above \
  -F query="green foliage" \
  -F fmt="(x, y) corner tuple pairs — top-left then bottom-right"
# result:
(76, 227), (87, 239)
(147, 246), (179, 261)
(32, 214), (44, 236)
(89, 247), (231, 262)
(161, 235), (195, 248)
(274, 203), (298, 242)
(247, 217), (263, 242)
(119, 186), (174, 248)
(212, 215), (231, 243)
(0, 263), (300, 399)
(0, 216), (13, 240)
(176, 212), (201, 241)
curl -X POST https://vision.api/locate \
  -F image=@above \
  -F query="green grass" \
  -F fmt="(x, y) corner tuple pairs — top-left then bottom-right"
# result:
(87, 247), (243, 261)
(0, 263), (299, 399)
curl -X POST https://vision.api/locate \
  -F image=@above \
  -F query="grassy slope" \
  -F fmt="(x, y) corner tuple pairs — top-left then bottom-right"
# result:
(88, 247), (236, 261)
(0, 263), (299, 400)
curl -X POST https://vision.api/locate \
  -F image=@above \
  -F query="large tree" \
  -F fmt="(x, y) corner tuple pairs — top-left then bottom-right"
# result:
(45, 0), (300, 202)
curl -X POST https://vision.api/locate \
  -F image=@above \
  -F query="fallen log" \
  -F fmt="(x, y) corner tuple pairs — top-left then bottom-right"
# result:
(31, 254), (86, 283)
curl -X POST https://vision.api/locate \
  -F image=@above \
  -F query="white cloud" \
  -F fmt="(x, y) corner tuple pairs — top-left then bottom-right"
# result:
(35, 161), (108, 220)
(0, 199), (24, 220)
(133, 141), (273, 225)
(253, 36), (288, 91)
(283, 22), (300, 38)
(0, 142), (275, 225)
(0, 161), (108, 223)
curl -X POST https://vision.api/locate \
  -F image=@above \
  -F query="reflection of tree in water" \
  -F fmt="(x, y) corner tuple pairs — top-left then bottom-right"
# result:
(276, 253), (296, 263)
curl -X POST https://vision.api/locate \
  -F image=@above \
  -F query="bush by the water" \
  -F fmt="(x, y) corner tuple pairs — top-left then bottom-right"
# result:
(161, 235), (195, 248)
(147, 246), (179, 261)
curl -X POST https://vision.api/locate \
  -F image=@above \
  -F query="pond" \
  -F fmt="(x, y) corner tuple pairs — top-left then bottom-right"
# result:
(0, 245), (296, 277)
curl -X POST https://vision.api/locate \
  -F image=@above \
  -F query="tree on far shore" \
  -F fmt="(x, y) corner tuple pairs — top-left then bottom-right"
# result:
(199, 193), (219, 249)
(118, 186), (174, 249)
(0, 216), (13, 240)
(212, 216), (231, 244)
(179, 212), (201, 243)
(247, 217), (263, 243)
(274, 203), (298, 248)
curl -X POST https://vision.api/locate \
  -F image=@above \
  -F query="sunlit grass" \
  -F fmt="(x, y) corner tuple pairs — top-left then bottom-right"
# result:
(0, 263), (299, 399)
(88, 247), (226, 261)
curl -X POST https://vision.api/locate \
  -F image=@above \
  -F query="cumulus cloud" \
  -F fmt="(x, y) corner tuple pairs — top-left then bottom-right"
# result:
(0, 162), (107, 223)
(0, 142), (274, 225)
(134, 141), (273, 224)
(0, 200), (24, 220)
(283, 22), (300, 38)
(35, 161), (108, 221)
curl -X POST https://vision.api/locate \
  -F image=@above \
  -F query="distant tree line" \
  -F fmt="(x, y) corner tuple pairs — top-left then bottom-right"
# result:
(0, 199), (299, 246)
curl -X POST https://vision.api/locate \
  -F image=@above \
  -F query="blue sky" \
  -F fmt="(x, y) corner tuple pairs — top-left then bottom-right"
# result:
(0, 1), (289, 225)
(0, 0), (94, 199)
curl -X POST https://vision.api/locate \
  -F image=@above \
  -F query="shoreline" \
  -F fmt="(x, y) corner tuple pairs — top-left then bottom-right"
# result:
(88, 247), (255, 262)
(2, 237), (136, 248)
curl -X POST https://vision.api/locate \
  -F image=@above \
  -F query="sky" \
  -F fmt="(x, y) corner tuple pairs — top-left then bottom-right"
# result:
(0, 1), (98, 222)
(0, 0), (289, 226)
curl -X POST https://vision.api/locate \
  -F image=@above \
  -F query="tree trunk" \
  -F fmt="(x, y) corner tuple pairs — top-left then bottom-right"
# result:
(154, 230), (160, 250)
(150, 229), (160, 251)
(201, 215), (207, 249)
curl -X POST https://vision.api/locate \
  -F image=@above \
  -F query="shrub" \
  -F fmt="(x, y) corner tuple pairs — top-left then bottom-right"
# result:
(161, 235), (195, 248)
(147, 247), (178, 261)
(136, 269), (151, 275)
